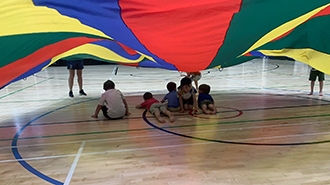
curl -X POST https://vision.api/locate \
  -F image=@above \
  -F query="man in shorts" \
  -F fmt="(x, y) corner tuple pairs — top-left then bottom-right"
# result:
(308, 67), (325, 96)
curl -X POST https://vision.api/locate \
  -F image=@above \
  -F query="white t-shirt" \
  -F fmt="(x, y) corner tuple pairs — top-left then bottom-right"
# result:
(99, 89), (126, 118)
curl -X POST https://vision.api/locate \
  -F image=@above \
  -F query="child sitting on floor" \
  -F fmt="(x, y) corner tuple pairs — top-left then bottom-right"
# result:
(136, 92), (174, 123)
(198, 84), (217, 115)
(91, 80), (130, 119)
(161, 82), (180, 112)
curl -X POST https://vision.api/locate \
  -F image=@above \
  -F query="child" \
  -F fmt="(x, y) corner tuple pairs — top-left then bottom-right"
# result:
(181, 71), (201, 91)
(136, 92), (174, 123)
(177, 77), (198, 114)
(91, 80), (130, 119)
(161, 82), (181, 112)
(198, 84), (217, 115)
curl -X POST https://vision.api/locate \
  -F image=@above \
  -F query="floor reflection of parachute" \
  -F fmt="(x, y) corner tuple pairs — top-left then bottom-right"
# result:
(1, 0), (330, 89)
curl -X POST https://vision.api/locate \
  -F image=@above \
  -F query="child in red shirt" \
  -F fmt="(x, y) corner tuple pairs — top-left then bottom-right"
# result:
(136, 92), (174, 123)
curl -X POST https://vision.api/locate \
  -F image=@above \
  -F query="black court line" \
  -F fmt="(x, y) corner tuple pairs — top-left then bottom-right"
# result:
(143, 110), (330, 146)
(1, 94), (329, 129)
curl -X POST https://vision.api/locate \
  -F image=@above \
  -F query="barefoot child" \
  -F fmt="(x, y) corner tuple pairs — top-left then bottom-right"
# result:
(198, 84), (217, 114)
(136, 92), (174, 123)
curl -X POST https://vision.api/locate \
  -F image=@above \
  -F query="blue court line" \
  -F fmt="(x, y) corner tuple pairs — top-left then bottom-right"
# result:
(142, 109), (330, 146)
(11, 99), (95, 185)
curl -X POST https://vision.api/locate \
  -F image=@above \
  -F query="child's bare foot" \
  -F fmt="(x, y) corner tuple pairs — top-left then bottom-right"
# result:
(169, 116), (175, 123)
(211, 111), (217, 115)
(308, 92), (313, 95)
(158, 118), (166, 123)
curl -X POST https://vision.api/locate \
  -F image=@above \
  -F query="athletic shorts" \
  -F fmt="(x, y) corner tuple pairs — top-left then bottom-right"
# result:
(167, 105), (181, 112)
(101, 106), (124, 120)
(191, 75), (201, 81)
(67, 60), (84, 70)
(199, 100), (214, 109)
(309, 70), (325, 81)
(149, 103), (167, 115)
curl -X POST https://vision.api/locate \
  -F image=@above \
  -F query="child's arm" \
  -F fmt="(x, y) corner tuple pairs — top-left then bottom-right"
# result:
(123, 99), (130, 116)
(192, 93), (199, 114)
(91, 104), (102, 118)
(179, 96), (185, 113)
(136, 104), (143, 109)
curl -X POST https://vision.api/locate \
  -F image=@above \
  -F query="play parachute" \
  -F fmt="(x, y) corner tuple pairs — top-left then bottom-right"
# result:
(1, 0), (330, 89)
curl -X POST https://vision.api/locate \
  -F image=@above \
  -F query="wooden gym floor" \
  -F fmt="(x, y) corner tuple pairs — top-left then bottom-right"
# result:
(1, 58), (330, 185)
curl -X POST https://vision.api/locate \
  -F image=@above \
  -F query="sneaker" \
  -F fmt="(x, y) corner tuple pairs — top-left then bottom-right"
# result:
(69, 91), (74, 98)
(79, 89), (87, 96)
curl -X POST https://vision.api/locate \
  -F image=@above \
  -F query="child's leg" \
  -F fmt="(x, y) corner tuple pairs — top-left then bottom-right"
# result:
(68, 69), (75, 91)
(101, 106), (111, 118)
(194, 79), (198, 91)
(184, 104), (189, 111)
(187, 98), (194, 111)
(208, 104), (217, 114)
(309, 81), (315, 95)
(154, 109), (166, 123)
(319, 80), (324, 95)
(201, 104), (211, 114)
(162, 109), (175, 122)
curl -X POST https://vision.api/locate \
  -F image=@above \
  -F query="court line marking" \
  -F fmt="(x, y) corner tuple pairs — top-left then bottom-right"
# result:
(0, 59), (324, 184)
(143, 110), (330, 146)
(2, 111), (330, 142)
(1, 99), (329, 130)
(64, 141), (85, 185)
(3, 128), (330, 164)
(0, 142), (214, 163)
(0, 77), (54, 100)
(4, 75), (329, 184)
(10, 99), (96, 185)
(1, 120), (330, 150)
(0, 154), (77, 163)
(0, 102), (322, 128)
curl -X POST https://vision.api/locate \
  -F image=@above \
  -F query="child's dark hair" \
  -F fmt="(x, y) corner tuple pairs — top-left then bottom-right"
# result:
(199, 84), (210, 94)
(167, 82), (176, 92)
(143, 92), (153, 100)
(103, 80), (115, 90)
(179, 77), (192, 88)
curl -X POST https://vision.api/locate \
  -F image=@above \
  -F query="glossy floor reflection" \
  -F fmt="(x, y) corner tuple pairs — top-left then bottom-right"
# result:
(1, 58), (330, 185)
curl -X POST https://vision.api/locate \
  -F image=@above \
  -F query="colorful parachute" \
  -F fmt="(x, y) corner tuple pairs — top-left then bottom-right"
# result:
(1, 0), (330, 89)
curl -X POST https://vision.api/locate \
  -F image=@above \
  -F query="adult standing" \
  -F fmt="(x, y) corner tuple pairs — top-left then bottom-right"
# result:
(67, 59), (87, 97)
(308, 67), (324, 96)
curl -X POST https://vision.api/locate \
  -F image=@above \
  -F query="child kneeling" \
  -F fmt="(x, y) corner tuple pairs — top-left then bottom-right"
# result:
(136, 92), (174, 123)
